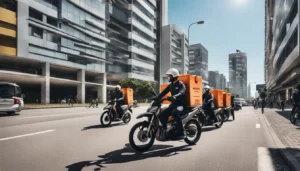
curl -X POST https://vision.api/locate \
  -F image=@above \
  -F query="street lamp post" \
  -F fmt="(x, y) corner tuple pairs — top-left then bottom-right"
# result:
(187, 20), (204, 47)
(187, 20), (204, 75)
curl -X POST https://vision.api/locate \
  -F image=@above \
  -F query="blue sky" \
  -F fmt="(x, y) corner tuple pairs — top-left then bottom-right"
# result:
(168, 0), (265, 84)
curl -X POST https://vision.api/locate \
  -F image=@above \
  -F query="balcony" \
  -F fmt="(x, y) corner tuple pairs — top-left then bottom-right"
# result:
(130, 5), (154, 26)
(130, 18), (155, 38)
(149, 0), (157, 8)
(0, 7), (16, 25)
(130, 32), (154, 49)
(0, 46), (16, 56)
(130, 46), (155, 61)
(136, 0), (155, 16)
(0, 27), (16, 38)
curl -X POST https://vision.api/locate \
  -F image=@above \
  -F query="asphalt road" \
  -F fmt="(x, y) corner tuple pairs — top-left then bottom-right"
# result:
(0, 106), (290, 171)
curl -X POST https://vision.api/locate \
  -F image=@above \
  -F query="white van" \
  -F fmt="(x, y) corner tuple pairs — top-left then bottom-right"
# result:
(0, 82), (24, 115)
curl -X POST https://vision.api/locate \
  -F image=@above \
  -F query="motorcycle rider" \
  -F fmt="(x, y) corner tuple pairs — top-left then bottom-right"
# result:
(231, 95), (235, 120)
(158, 68), (186, 139)
(202, 85), (218, 122)
(291, 84), (300, 114)
(114, 85), (125, 119)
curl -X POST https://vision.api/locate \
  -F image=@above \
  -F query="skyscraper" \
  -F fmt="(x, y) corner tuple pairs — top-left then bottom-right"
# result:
(265, 0), (298, 102)
(0, 0), (167, 104)
(229, 52), (247, 98)
(188, 43), (208, 85)
(208, 71), (219, 89)
(161, 24), (188, 83)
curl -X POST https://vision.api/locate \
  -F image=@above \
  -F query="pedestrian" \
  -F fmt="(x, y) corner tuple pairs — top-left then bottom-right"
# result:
(89, 98), (95, 108)
(95, 98), (99, 108)
(260, 88), (267, 114)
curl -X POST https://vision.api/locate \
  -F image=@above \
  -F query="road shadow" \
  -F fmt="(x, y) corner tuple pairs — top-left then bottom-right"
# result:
(66, 144), (191, 171)
(0, 113), (20, 117)
(268, 148), (300, 171)
(275, 111), (291, 121)
(81, 123), (124, 131)
(202, 126), (217, 132)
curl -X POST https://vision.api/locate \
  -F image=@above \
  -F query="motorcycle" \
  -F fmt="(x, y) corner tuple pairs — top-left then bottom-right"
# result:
(198, 106), (224, 128)
(234, 103), (242, 111)
(290, 105), (299, 124)
(100, 100), (133, 127)
(129, 97), (202, 152)
(221, 106), (234, 121)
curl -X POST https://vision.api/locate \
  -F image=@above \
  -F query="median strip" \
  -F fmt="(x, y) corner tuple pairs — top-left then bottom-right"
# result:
(0, 130), (55, 141)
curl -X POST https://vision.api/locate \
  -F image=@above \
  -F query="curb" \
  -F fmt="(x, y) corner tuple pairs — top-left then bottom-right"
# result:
(23, 104), (150, 110)
(23, 106), (90, 110)
(261, 113), (300, 171)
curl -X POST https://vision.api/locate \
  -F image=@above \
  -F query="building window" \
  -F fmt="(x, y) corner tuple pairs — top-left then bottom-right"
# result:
(132, 66), (154, 76)
(132, 12), (152, 30)
(46, 32), (61, 44)
(133, 0), (154, 20)
(132, 54), (154, 64)
(29, 25), (43, 39)
(275, 29), (298, 71)
(29, 8), (43, 21)
(47, 17), (57, 27)
(132, 26), (154, 42)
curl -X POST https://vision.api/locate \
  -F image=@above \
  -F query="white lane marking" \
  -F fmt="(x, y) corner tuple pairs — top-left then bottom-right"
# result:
(0, 130), (55, 141)
(256, 124), (261, 128)
(257, 147), (276, 171)
(18, 112), (99, 119)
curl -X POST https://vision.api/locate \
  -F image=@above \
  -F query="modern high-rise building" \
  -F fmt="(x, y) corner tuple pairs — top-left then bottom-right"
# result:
(160, 24), (188, 83)
(208, 71), (219, 89)
(229, 52), (247, 98)
(0, 0), (167, 104)
(189, 43), (208, 85)
(247, 83), (256, 98)
(219, 73), (227, 90)
(265, 0), (298, 102)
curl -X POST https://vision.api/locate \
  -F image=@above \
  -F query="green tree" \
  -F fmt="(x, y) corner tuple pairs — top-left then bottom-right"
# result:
(119, 78), (139, 90)
(119, 78), (155, 102)
(224, 88), (230, 93)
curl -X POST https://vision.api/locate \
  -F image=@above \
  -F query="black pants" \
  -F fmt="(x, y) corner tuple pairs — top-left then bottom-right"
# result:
(116, 101), (124, 118)
(158, 105), (184, 134)
(292, 104), (299, 113)
(203, 103), (217, 121)
(231, 106), (235, 120)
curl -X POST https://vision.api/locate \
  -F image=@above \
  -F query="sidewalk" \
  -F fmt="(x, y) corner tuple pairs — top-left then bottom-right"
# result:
(24, 103), (150, 109)
(263, 108), (300, 170)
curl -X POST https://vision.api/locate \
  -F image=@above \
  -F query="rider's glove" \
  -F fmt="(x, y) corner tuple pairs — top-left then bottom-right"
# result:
(167, 96), (176, 101)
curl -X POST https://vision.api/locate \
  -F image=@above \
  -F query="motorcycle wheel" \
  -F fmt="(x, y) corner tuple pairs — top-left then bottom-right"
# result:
(215, 114), (224, 128)
(100, 111), (112, 127)
(129, 122), (155, 152)
(222, 111), (229, 121)
(291, 112), (297, 124)
(123, 112), (131, 124)
(184, 120), (201, 145)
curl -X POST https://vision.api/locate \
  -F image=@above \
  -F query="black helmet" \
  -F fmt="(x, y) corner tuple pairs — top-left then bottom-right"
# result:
(296, 84), (300, 91)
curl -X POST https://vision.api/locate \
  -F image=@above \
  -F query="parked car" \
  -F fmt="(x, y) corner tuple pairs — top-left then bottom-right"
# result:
(0, 82), (24, 115)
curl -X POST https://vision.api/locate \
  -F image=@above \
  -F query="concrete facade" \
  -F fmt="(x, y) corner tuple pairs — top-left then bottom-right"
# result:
(189, 43), (208, 85)
(229, 52), (247, 98)
(265, 0), (299, 102)
(160, 24), (188, 83)
(0, 0), (167, 104)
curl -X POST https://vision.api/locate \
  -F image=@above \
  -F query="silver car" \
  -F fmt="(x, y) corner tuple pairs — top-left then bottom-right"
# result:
(0, 82), (24, 115)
